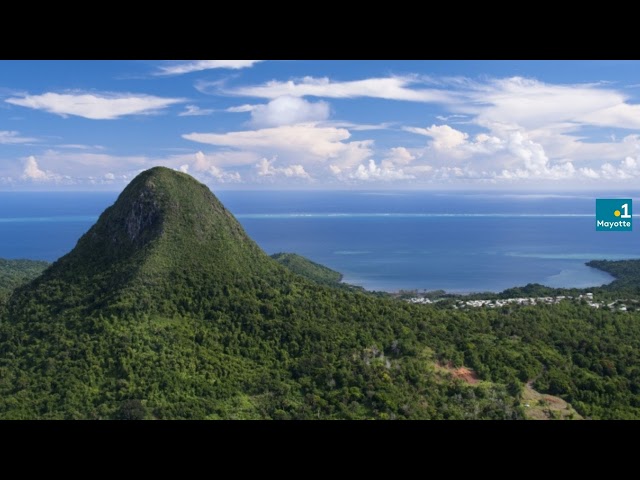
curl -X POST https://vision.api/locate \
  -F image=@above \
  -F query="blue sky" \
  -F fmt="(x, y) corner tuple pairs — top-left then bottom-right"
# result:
(1, 60), (640, 190)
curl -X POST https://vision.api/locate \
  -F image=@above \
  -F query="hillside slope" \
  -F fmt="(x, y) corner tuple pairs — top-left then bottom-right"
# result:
(0, 259), (48, 300)
(0, 167), (519, 419)
(271, 252), (343, 287)
(0, 167), (639, 419)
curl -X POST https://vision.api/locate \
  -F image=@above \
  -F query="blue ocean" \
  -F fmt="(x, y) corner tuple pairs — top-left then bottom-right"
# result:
(0, 191), (638, 293)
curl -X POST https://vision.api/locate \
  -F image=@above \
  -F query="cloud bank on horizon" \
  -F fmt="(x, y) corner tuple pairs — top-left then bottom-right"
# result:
(1, 60), (639, 189)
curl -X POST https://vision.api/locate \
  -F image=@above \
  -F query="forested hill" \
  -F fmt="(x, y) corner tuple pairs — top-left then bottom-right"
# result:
(271, 252), (343, 287)
(0, 259), (48, 300)
(587, 259), (640, 294)
(1, 167), (639, 419)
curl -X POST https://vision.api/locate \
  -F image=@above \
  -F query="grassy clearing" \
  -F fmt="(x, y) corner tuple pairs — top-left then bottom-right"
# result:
(522, 383), (583, 420)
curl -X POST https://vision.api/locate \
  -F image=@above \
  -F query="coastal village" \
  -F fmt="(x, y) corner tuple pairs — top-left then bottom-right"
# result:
(407, 292), (634, 312)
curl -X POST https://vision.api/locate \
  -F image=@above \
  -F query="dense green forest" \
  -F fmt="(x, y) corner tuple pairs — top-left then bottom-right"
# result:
(271, 252), (344, 287)
(587, 259), (640, 295)
(0, 259), (48, 300)
(0, 167), (639, 420)
(271, 252), (368, 294)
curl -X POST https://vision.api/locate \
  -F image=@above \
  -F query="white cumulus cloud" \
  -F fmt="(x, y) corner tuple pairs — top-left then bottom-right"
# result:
(183, 124), (373, 167)
(579, 167), (600, 179)
(222, 74), (640, 186)
(192, 151), (241, 182)
(157, 60), (262, 75)
(349, 160), (414, 181)
(249, 96), (330, 127)
(221, 76), (454, 103)
(0, 130), (37, 144)
(21, 156), (62, 182)
(381, 147), (416, 168)
(406, 124), (469, 150)
(466, 76), (640, 130)
(178, 105), (214, 117)
(590, 156), (640, 180)
(226, 104), (257, 113)
(6, 92), (184, 120)
(256, 158), (311, 179)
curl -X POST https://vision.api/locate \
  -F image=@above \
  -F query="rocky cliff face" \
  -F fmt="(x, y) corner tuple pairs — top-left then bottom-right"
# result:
(124, 187), (162, 243)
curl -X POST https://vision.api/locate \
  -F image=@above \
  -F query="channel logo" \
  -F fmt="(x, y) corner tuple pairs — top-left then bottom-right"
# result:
(596, 199), (632, 232)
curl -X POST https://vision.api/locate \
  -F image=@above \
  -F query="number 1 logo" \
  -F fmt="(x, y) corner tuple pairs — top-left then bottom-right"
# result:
(619, 203), (632, 219)
(596, 199), (632, 232)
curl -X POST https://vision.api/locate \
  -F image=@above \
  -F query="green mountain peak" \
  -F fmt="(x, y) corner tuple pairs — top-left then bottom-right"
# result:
(9, 166), (281, 315)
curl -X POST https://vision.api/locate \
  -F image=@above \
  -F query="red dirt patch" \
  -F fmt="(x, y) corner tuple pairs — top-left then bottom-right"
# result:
(435, 362), (480, 385)
(436, 362), (480, 385)
(451, 366), (480, 385)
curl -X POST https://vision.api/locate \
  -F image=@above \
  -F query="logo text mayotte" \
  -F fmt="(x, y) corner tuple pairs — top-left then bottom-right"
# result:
(595, 199), (632, 232)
